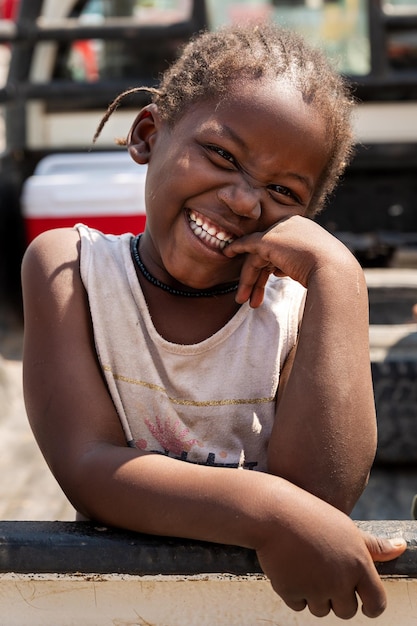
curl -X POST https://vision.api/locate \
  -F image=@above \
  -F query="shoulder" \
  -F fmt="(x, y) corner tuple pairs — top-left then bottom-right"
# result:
(22, 228), (84, 315)
(22, 227), (81, 277)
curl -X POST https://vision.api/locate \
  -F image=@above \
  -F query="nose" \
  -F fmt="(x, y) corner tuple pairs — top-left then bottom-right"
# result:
(217, 179), (262, 220)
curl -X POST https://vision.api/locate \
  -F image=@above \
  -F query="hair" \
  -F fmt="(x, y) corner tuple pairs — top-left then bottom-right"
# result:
(94, 22), (355, 215)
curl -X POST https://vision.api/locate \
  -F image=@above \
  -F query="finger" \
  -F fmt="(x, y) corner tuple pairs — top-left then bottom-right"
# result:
(248, 268), (272, 308)
(356, 535), (407, 617)
(283, 597), (307, 613)
(329, 593), (359, 620)
(243, 284), (264, 308)
(359, 582), (387, 619)
(363, 532), (407, 562)
(235, 281), (255, 305)
(306, 600), (332, 618)
(223, 235), (256, 258)
(356, 567), (388, 618)
(235, 258), (271, 305)
(273, 268), (286, 278)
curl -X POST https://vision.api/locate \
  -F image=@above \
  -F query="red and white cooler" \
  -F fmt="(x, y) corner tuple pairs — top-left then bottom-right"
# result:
(21, 151), (147, 244)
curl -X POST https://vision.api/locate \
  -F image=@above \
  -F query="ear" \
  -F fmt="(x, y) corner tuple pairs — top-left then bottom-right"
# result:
(127, 104), (160, 164)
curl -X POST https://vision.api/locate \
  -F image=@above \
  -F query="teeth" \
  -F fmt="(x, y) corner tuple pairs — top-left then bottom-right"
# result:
(189, 211), (203, 227)
(188, 210), (234, 249)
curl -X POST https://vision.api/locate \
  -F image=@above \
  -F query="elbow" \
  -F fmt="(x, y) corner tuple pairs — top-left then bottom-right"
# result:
(332, 470), (371, 516)
(50, 444), (125, 525)
(267, 452), (375, 516)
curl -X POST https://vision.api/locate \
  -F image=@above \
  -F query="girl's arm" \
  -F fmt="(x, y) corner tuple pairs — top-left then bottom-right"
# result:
(22, 227), (403, 620)
(224, 215), (376, 513)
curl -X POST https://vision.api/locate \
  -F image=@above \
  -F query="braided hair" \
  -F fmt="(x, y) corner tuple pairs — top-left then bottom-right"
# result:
(94, 22), (355, 215)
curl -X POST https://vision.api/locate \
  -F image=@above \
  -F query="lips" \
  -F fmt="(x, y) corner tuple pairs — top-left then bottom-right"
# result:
(188, 209), (235, 250)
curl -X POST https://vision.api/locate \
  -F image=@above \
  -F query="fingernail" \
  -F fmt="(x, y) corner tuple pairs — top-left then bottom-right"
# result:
(389, 538), (407, 548)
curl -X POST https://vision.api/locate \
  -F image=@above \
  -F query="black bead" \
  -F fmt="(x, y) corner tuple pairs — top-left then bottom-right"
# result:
(130, 235), (239, 298)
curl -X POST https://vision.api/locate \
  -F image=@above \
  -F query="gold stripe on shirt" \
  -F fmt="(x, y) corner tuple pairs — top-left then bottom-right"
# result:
(103, 365), (274, 407)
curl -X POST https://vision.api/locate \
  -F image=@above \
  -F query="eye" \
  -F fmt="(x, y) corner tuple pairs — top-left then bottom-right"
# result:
(206, 145), (237, 168)
(267, 184), (300, 204)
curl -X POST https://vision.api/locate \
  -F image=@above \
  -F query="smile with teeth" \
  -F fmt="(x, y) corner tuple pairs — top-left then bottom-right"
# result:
(188, 210), (235, 250)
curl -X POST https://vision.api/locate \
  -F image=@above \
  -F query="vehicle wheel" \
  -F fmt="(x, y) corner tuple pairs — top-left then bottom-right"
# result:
(373, 359), (417, 464)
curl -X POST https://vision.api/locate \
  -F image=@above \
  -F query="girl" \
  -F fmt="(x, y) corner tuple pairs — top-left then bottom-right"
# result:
(22, 23), (405, 619)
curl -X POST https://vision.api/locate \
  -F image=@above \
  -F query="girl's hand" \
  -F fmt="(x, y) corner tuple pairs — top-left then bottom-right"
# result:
(254, 489), (406, 620)
(223, 215), (356, 307)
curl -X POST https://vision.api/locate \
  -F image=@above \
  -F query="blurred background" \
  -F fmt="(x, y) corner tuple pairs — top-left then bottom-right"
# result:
(0, 0), (416, 522)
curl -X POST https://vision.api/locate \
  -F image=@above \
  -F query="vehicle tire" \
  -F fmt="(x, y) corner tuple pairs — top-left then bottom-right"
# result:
(373, 359), (417, 464)
(366, 270), (417, 465)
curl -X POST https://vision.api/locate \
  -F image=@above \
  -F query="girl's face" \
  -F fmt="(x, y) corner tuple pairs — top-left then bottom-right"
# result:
(138, 78), (329, 290)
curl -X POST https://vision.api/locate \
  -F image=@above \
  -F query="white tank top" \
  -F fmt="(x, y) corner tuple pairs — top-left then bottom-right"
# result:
(77, 225), (306, 472)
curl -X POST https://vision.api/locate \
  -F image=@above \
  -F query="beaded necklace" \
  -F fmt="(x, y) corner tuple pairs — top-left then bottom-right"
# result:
(130, 234), (239, 298)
